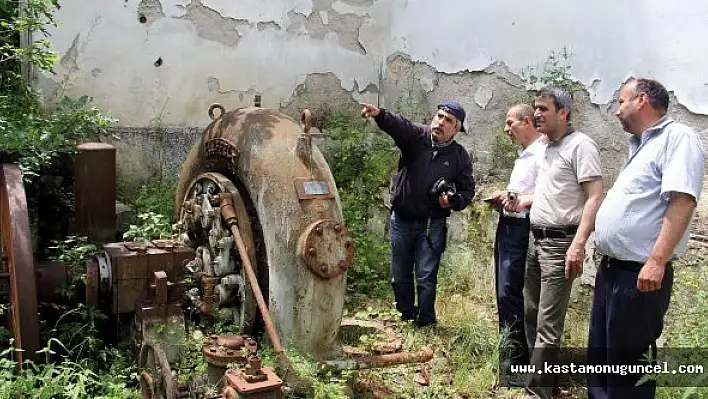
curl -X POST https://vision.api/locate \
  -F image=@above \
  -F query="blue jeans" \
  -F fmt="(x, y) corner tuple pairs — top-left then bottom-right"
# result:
(389, 211), (447, 325)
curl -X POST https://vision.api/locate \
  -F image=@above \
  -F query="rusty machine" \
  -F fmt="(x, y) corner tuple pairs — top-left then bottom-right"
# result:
(0, 105), (432, 398)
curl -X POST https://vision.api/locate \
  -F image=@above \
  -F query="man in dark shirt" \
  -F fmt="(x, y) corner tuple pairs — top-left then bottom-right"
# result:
(360, 101), (475, 327)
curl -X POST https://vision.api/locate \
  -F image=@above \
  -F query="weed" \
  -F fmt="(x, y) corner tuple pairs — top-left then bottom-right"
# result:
(123, 211), (173, 243)
(48, 235), (98, 300)
(522, 47), (584, 94)
(488, 126), (518, 181)
(133, 179), (177, 219)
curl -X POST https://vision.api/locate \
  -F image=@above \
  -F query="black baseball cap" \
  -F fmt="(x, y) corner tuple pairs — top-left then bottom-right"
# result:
(437, 101), (466, 132)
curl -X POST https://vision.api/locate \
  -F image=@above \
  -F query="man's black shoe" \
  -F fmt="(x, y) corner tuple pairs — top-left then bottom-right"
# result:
(413, 319), (437, 328)
(401, 313), (416, 322)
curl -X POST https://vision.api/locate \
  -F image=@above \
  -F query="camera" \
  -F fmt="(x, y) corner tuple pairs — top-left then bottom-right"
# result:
(430, 178), (460, 207)
(507, 191), (518, 202)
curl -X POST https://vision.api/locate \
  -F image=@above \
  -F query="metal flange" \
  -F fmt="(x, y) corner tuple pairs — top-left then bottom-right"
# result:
(297, 219), (354, 279)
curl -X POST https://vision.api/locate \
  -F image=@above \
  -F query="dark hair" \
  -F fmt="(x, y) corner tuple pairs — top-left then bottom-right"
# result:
(630, 78), (669, 113)
(536, 86), (573, 121)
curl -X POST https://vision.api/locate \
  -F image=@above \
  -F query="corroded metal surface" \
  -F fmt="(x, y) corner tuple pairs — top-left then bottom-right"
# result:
(0, 164), (39, 365)
(224, 366), (283, 396)
(175, 106), (349, 358)
(176, 173), (258, 331)
(74, 143), (117, 243)
(202, 333), (258, 388)
(98, 240), (193, 314)
(202, 333), (256, 367)
(319, 347), (435, 371)
(297, 219), (354, 279)
(139, 342), (177, 399)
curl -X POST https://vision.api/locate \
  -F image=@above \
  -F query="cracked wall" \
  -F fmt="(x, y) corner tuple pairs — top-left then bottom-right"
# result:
(41, 0), (708, 125)
(38, 0), (708, 226)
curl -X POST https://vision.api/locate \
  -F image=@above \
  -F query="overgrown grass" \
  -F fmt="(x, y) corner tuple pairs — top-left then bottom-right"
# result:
(655, 244), (708, 399)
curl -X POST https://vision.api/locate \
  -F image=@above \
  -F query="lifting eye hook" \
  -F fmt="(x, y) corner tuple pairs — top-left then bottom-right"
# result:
(301, 109), (313, 134)
(208, 103), (226, 121)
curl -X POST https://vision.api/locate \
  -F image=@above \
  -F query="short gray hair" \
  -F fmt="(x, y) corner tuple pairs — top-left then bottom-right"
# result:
(536, 86), (573, 121)
(509, 104), (535, 122)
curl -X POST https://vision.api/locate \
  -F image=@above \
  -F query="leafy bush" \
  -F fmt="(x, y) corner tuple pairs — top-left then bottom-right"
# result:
(488, 126), (517, 179)
(123, 211), (173, 243)
(133, 179), (177, 219)
(321, 110), (398, 297)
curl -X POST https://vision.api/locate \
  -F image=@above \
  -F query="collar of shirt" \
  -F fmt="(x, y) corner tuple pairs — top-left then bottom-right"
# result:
(518, 136), (546, 158)
(628, 116), (674, 157)
(545, 125), (575, 146)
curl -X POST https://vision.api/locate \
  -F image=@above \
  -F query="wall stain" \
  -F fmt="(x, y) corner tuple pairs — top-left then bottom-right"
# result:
(181, 0), (249, 47)
(59, 34), (80, 71)
(137, 0), (165, 25)
(257, 21), (282, 31)
(286, 0), (367, 55)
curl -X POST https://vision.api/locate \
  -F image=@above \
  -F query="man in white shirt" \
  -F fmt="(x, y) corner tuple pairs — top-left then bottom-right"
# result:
(489, 104), (546, 381)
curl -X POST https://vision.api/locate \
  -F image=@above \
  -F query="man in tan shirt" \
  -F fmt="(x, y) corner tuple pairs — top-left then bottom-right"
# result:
(523, 86), (604, 398)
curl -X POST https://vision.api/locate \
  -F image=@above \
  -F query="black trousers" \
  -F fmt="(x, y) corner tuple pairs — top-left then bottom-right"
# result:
(587, 256), (673, 399)
(494, 214), (530, 367)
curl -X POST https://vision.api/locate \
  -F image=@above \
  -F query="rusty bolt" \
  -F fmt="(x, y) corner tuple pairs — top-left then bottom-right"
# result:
(334, 224), (342, 232)
(315, 225), (323, 235)
(248, 355), (262, 370)
(320, 263), (328, 273)
(308, 247), (316, 256)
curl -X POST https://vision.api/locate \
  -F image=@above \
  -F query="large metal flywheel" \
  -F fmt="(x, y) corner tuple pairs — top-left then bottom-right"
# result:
(0, 164), (39, 366)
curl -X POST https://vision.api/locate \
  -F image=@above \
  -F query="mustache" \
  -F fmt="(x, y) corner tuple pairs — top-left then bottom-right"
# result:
(432, 126), (443, 133)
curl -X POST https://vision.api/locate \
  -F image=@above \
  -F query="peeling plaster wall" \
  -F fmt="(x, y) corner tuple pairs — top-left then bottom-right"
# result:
(38, 0), (708, 226)
(39, 0), (383, 127)
(389, 0), (708, 115)
(40, 0), (708, 123)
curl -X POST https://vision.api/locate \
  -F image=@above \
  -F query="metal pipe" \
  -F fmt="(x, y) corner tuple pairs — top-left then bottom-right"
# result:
(219, 193), (314, 395)
(219, 193), (284, 355)
(319, 346), (435, 371)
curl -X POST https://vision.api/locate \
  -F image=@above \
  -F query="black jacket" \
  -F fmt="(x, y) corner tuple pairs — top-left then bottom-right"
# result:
(374, 109), (475, 220)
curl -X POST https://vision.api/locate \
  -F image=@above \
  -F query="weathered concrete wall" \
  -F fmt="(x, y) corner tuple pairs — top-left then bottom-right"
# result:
(40, 0), (708, 122)
(37, 0), (708, 226)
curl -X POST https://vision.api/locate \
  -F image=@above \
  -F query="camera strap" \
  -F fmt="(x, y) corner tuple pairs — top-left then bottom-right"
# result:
(425, 217), (433, 249)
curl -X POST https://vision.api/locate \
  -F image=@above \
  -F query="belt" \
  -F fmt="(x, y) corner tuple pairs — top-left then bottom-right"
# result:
(601, 256), (671, 272)
(502, 210), (529, 219)
(531, 225), (578, 239)
(601, 256), (643, 272)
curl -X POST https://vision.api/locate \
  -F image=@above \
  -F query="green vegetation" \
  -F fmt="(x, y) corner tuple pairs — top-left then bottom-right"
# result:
(0, 2), (141, 398)
(321, 109), (398, 300)
(2, 4), (705, 395)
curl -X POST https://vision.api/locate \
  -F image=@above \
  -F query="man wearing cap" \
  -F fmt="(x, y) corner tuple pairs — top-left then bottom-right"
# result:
(360, 101), (475, 327)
